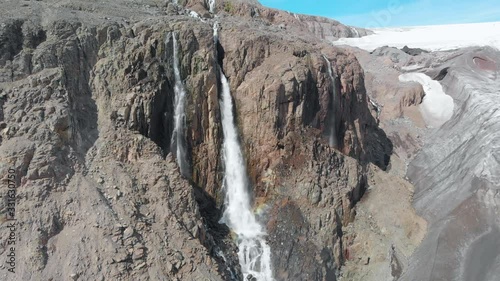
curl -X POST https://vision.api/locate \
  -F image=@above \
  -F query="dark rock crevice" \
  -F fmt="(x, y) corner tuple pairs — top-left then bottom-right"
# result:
(191, 180), (242, 280)
(433, 67), (449, 81)
(150, 79), (176, 154)
(0, 19), (24, 66)
(301, 70), (321, 127)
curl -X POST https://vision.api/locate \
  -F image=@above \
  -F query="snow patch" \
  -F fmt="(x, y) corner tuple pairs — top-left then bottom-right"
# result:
(401, 64), (425, 71)
(399, 73), (454, 127)
(188, 10), (205, 22)
(334, 22), (500, 52)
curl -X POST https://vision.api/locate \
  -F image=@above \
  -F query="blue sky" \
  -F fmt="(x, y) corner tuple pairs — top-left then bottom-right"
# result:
(259, 0), (500, 27)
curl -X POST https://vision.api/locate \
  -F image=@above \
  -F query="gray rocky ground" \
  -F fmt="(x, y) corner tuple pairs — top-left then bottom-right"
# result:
(339, 45), (500, 281)
(401, 47), (500, 281)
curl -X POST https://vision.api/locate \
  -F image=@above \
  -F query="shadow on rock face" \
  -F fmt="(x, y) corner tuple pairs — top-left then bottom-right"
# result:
(361, 119), (393, 170)
(267, 200), (328, 281)
(190, 179), (243, 281)
(320, 55), (394, 171)
(343, 71), (394, 171)
(0, 19), (24, 67)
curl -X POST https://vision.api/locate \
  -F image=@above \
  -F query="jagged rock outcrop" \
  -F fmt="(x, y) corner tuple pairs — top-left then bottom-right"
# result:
(0, 0), (393, 280)
(322, 43), (430, 280)
(185, 0), (371, 40)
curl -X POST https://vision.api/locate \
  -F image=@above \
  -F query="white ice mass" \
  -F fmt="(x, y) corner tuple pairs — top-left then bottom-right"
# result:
(399, 73), (454, 127)
(334, 22), (500, 52)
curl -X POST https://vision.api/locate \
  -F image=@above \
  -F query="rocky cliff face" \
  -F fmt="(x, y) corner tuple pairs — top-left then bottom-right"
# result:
(319, 45), (429, 281)
(0, 0), (392, 280)
(0, 7), (235, 281)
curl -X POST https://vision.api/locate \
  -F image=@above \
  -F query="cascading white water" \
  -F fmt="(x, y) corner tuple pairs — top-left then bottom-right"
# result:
(219, 71), (274, 281)
(213, 22), (219, 40)
(170, 33), (189, 176)
(323, 55), (338, 147)
(212, 21), (273, 281)
(350, 26), (360, 38)
(208, 0), (216, 13)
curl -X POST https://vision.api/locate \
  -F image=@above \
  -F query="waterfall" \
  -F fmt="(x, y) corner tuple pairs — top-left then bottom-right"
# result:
(219, 71), (274, 281)
(208, 0), (216, 13)
(170, 33), (190, 176)
(214, 23), (273, 281)
(350, 26), (360, 38)
(213, 22), (219, 41)
(323, 55), (338, 147)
